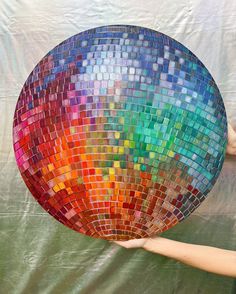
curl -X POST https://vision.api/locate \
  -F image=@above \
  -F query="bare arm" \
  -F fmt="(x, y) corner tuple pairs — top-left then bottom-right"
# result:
(114, 123), (236, 275)
(114, 237), (236, 278)
(144, 237), (236, 277)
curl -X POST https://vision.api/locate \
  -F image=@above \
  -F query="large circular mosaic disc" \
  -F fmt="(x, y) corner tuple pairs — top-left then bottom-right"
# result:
(13, 25), (228, 240)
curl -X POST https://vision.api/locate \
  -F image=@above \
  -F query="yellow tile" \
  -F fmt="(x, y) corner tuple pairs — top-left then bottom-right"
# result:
(115, 132), (120, 139)
(114, 161), (120, 168)
(48, 164), (54, 171)
(109, 168), (115, 175)
(53, 185), (60, 192)
(134, 164), (140, 170)
(168, 150), (175, 157)
(96, 168), (101, 175)
(118, 146), (124, 154)
(124, 140), (130, 147)
(109, 102), (115, 109)
(58, 182), (65, 189)
(149, 152), (155, 159)
(107, 146), (113, 153)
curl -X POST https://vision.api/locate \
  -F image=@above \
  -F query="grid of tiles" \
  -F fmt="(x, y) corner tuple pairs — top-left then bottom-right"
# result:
(13, 25), (228, 240)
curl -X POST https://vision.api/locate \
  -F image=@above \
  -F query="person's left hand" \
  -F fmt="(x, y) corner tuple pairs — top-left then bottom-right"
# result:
(226, 123), (236, 155)
(113, 238), (148, 249)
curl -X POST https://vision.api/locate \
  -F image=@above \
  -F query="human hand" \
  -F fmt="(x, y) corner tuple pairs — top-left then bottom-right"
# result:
(226, 123), (236, 155)
(113, 238), (149, 249)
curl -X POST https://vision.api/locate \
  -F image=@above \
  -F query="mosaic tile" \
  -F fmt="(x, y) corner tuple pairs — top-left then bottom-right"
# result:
(13, 25), (227, 240)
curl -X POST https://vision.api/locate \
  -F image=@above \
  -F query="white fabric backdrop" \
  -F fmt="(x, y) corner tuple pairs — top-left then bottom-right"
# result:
(1, 1), (236, 293)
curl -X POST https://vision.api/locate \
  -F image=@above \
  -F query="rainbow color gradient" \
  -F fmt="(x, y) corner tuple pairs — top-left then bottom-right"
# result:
(13, 25), (227, 240)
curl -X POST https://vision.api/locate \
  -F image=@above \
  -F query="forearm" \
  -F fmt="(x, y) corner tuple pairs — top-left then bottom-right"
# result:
(143, 237), (236, 277)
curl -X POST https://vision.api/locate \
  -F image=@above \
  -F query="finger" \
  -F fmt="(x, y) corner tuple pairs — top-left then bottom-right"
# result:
(113, 241), (127, 246)
(226, 146), (236, 155)
(112, 240), (131, 248)
(228, 124), (236, 143)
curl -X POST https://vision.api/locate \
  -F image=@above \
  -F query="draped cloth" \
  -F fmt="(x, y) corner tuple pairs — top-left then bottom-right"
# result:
(0, 1), (236, 293)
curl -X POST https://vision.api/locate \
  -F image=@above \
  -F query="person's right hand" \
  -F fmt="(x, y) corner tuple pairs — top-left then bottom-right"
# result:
(113, 238), (149, 249)
(226, 123), (236, 155)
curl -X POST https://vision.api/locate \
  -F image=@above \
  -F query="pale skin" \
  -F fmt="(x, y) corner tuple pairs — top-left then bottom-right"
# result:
(113, 123), (236, 278)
